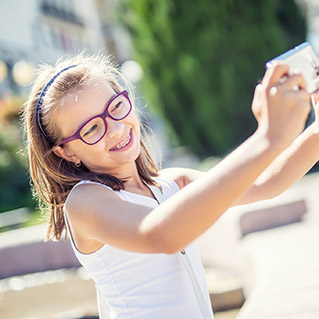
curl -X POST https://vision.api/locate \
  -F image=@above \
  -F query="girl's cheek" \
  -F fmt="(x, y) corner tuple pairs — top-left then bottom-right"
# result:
(130, 109), (140, 123)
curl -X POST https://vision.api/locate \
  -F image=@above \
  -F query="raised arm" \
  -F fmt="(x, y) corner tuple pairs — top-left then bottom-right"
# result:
(235, 92), (319, 205)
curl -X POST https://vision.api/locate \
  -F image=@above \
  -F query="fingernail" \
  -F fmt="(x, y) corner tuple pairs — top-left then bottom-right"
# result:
(292, 69), (301, 74)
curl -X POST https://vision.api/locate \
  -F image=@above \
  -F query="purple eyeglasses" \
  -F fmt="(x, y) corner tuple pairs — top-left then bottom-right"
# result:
(57, 90), (132, 146)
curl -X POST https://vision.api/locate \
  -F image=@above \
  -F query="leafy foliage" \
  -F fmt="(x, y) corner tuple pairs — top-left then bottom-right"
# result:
(0, 97), (34, 213)
(118, 0), (307, 156)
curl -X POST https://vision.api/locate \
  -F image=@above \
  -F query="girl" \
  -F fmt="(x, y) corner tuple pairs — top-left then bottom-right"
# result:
(22, 53), (317, 318)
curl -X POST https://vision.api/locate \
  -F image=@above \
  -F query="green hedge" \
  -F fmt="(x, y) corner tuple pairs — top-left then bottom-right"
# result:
(118, 0), (307, 156)
(0, 115), (34, 213)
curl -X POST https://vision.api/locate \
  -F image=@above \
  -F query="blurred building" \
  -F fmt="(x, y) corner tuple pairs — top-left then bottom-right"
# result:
(298, 0), (319, 52)
(0, 0), (131, 96)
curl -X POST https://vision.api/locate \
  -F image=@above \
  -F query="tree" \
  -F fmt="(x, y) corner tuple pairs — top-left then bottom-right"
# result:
(118, 0), (307, 156)
(0, 96), (34, 213)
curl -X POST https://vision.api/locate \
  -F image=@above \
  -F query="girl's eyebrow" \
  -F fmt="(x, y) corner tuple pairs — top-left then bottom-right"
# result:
(103, 92), (118, 109)
(75, 92), (117, 131)
(64, 87), (119, 138)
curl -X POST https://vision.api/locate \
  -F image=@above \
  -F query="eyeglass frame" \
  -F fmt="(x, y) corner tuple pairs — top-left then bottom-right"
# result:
(56, 90), (132, 147)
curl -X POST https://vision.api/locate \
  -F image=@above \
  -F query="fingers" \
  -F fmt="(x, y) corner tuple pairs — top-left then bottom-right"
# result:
(311, 92), (319, 122)
(251, 84), (263, 120)
(311, 91), (319, 105)
(262, 63), (290, 87)
(266, 69), (310, 108)
(264, 63), (308, 95)
(252, 84), (262, 105)
(256, 63), (311, 149)
(278, 72), (307, 92)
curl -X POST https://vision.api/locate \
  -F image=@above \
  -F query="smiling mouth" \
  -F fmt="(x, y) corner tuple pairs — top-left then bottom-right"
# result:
(110, 129), (132, 151)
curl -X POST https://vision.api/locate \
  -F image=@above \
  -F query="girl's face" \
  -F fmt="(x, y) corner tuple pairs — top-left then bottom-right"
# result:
(53, 79), (141, 177)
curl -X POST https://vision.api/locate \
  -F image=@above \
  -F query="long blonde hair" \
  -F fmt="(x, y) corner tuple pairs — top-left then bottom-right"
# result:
(22, 53), (159, 241)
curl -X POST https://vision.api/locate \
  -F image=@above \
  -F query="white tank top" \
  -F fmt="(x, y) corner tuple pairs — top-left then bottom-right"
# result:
(64, 178), (214, 319)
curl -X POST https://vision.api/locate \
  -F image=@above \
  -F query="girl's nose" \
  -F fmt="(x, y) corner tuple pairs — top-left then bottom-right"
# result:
(105, 118), (125, 139)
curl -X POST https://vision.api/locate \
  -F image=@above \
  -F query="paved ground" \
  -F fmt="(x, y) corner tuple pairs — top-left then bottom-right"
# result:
(197, 171), (319, 318)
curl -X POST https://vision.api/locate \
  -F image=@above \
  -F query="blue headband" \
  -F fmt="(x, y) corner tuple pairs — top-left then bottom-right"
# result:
(36, 64), (78, 144)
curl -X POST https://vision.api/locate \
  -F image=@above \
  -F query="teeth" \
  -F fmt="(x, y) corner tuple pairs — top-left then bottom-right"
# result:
(113, 133), (131, 150)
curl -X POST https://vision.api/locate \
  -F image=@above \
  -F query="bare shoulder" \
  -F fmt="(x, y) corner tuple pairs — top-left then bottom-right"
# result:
(65, 183), (119, 233)
(66, 182), (119, 212)
(159, 167), (204, 189)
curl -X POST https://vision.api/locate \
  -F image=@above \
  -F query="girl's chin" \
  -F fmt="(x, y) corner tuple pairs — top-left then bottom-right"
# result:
(91, 150), (141, 173)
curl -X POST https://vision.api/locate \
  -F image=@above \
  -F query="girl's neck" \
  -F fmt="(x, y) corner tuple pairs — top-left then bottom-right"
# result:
(109, 162), (145, 189)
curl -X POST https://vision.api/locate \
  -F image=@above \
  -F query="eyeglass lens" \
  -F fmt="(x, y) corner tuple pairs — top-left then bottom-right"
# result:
(79, 93), (131, 144)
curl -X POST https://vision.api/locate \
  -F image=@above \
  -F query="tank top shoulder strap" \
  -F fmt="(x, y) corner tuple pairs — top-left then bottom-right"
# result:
(155, 177), (180, 201)
(68, 180), (130, 201)
(70, 180), (113, 191)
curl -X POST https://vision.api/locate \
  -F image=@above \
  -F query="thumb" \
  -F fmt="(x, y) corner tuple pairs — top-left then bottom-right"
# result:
(251, 84), (263, 120)
(311, 91), (319, 106)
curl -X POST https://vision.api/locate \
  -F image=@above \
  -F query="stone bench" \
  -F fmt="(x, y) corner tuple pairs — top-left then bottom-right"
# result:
(0, 224), (80, 279)
(0, 208), (31, 230)
(239, 200), (307, 237)
(235, 199), (319, 318)
(237, 221), (319, 319)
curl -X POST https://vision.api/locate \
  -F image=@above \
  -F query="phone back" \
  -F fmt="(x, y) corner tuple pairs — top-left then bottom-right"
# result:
(266, 42), (319, 94)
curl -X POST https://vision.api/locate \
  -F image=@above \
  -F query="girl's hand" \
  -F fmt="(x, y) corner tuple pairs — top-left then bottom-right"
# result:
(251, 64), (311, 151)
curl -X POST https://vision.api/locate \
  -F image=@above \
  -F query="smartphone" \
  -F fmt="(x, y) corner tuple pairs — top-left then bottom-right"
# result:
(266, 42), (319, 94)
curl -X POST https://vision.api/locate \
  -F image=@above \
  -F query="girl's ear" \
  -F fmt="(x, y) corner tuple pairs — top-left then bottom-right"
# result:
(53, 146), (80, 165)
